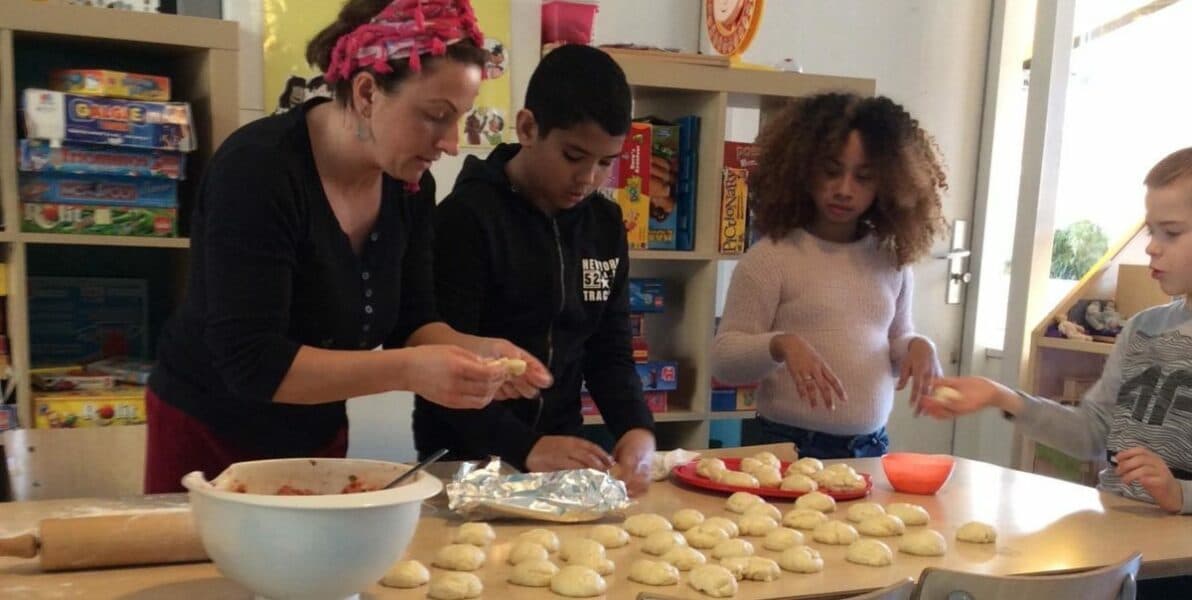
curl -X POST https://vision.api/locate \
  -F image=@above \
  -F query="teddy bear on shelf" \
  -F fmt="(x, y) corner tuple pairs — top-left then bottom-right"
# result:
(1057, 315), (1093, 341)
(1084, 300), (1124, 336)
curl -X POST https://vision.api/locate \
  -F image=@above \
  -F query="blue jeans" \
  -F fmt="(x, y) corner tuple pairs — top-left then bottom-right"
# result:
(742, 416), (889, 459)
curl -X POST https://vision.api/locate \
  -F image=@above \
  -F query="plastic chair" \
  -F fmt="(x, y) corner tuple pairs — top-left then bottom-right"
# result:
(913, 552), (1141, 600)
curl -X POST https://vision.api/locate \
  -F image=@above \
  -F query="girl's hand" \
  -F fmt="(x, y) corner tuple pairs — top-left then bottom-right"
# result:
(898, 338), (942, 416)
(771, 333), (847, 410)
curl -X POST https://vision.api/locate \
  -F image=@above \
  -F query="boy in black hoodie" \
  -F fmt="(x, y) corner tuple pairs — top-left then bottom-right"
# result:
(415, 45), (656, 495)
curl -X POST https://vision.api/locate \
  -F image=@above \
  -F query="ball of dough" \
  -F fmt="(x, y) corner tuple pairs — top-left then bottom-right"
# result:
(812, 521), (860, 545)
(790, 457), (824, 476)
(857, 515), (906, 537)
(846, 539), (894, 566)
(738, 514), (780, 537)
(643, 530), (687, 555)
(432, 544), (486, 571)
(697, 457), (728, 480)
(932, 385), (963, 404)
(780, 473), (818, 492)
(508, 559), (558, 587)
(794, 491), (837, 513)
(559, 538), (605, 564)
(661, 545), (708, 571)
(685, 523), (732, 549)
(550, 565), (607, 598)
(847, 502), (887, 523)
(783, 508), (829, 530)
(886, 503), (930, 526)
(762, 527), (805, 551)
(720, 556), (781, 582)
(571, 555), (615, 576)
(587, 524), (629, 549)
(720, 470), (760, 488)
(624, 513), (673, 537)
(427, 572), (482, 600)
(507, 541), (549, 565)
(453, 522), (495, 547)
(956, 521), (997, 544)
(817, 467), (866, 490)
(711, 538), (755, 560)
(751, 451), (782, 470)
(900, 529), (947, 556)
(754, 466), (783, 488)
(672, 508), (706, 531)
(739, 456), (767, 475)
(743, 502), (782, 521)
(726, 491), (765, 513)
(689, 564), (738, 598)
(518, 528), (560, 552)
(489, 357), (527, 376)
(628, 559), (681, 586)
(778, 545), (824, 573)
(704, 516), (741, 538)
(380, 560), (429, 588)
(824, 463), (857, 474)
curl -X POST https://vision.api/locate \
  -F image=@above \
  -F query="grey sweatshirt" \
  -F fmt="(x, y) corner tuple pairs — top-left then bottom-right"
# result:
(1016, 298), (1192, 513)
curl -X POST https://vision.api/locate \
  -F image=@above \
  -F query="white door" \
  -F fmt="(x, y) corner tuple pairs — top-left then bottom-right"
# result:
(712, 1), (995, 455)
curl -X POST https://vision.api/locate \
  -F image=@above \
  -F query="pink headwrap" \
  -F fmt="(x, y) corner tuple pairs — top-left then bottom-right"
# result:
(324, 0), (486, 84)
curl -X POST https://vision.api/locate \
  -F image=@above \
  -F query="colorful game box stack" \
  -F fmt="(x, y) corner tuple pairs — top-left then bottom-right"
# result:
(581, 278), (673, 416)
(18, 69), (192, 238)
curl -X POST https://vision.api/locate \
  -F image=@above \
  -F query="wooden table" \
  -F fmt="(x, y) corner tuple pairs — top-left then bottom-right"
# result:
(4, 444), (1192, 599)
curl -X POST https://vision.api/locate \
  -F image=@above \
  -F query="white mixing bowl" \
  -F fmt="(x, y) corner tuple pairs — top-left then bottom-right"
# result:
(183, 458), (441, 600)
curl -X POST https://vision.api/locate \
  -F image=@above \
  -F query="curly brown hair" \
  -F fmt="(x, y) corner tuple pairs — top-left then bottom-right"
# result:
(751, 92), (948, 267)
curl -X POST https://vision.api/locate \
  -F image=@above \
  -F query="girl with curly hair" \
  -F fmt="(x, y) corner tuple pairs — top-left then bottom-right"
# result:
(711, 92), (947, 458)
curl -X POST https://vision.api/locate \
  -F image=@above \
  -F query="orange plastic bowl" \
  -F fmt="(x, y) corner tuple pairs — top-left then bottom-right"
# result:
(881, 452), (955, 495)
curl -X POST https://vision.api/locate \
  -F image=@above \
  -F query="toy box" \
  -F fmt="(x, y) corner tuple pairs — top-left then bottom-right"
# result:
(19, 173), (177, 208)
(34, 386), (146, 428)
(51, 69), (171, 102)
(720, 142), (761, 255)
(609, 122), (651, 250)
(711, 380), (758, 411)
(629, 278), (665, 313)
(637, 361), (678, 392)
(582, 391), (667, 416)
(23, 202), (177, 237)
(675, 115), (700, 251)
(23, 89), (196, 152)
(28, 277), (149, 366)
(632, 337), (649, 363)
(87, 357), (154, 385)
(629, 314), (645, 338)
(32, 366), (117, 391)
(642, 117), (680, 250)
(0, 405), (18, 432)
(20, 140), (186, 180)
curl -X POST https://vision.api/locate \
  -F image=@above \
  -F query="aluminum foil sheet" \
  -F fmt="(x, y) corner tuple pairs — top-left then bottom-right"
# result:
(446, 458), (633, 522)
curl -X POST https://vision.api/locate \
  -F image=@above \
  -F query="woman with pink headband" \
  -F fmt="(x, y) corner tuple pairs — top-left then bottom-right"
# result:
(144, 0), (551, 492)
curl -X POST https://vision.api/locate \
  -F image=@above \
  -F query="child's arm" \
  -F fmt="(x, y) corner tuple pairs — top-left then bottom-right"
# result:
(710, 249), (784, 385)
(887, 267), (935, 366)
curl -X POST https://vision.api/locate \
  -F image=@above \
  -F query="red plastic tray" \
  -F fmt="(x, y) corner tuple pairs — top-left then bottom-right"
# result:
(671, 458), (872, 501)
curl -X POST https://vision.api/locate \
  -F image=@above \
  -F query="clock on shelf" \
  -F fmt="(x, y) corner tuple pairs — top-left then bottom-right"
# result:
(705, 0), (764, 58)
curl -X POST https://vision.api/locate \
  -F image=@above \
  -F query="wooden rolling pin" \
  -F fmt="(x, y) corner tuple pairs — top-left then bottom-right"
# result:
(0, 510), (208, 571)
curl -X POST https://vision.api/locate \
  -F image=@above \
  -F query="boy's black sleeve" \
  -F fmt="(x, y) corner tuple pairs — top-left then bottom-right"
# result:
(583, 222), (655, 440)
(425, 195), (543, 469)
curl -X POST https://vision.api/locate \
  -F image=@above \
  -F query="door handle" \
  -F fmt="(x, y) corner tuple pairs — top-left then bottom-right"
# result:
(944, 220), (971, 305)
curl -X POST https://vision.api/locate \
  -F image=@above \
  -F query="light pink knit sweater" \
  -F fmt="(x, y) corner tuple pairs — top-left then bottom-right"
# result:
(711, 229), (923, 436)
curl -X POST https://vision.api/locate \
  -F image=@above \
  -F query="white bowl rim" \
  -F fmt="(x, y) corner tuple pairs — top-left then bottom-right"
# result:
(182, 457), (442, 509)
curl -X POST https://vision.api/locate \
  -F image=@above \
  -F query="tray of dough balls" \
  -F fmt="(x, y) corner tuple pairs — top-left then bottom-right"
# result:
(672, 451), (873, 501)
(377, 488), (998, 600)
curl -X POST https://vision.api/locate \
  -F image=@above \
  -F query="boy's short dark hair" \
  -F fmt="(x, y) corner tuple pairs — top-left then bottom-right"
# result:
(525, 45), (632, 138)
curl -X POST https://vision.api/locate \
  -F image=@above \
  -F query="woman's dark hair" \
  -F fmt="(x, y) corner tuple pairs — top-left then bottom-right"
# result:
(305, 0), (488, 105)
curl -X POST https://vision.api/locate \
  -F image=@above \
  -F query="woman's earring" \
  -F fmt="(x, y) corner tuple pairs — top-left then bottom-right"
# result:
(356, 117), (374, 142)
